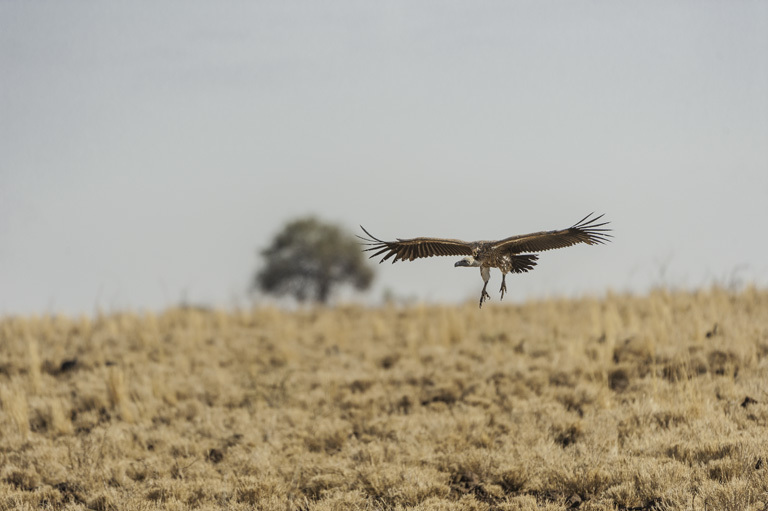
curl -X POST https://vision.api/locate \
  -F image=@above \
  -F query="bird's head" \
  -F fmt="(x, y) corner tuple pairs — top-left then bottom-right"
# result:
(455, 256), (480, 268)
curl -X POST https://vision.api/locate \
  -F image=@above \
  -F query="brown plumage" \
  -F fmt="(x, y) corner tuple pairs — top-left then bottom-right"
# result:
(358, 213), (611, 308)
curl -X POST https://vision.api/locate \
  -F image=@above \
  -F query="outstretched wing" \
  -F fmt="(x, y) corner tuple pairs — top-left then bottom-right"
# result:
(492, 213), (612, 254)
(358, 226), (473, 263)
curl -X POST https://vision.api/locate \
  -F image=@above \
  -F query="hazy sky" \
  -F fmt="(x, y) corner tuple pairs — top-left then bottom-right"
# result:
(2, 1), (767, 316)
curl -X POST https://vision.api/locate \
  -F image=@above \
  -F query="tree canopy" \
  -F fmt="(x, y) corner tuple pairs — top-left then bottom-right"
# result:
(254, 216), (375, 303)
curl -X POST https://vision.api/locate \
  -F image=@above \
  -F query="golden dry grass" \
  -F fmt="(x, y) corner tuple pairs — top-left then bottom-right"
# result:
(1, 287), (768, 510)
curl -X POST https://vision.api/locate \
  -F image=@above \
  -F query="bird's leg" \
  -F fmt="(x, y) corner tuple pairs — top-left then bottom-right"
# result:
(499, 274), (507, 300)
(479, 281), (491, 308)
(478, 266), (491, 309)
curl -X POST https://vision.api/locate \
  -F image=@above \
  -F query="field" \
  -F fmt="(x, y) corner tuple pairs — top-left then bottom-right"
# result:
(1, 287), (768, 510)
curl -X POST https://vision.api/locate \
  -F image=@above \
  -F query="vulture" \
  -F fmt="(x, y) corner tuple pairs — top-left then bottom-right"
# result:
(358, 213), (611, 308)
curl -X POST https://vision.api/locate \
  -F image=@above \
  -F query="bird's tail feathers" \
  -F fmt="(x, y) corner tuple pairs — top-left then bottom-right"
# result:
(511, 254), (538, 273)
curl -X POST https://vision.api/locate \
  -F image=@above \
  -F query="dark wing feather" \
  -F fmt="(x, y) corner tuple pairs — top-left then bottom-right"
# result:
(357, 226), (473, 263)
(491, 213), (612, 254)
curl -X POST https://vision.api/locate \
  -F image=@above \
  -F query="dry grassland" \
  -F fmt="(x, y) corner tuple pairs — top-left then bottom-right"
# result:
(1, 287), (768, 510)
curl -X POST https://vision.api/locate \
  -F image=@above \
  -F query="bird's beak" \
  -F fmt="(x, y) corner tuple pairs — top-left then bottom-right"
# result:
(454, 260), (466, 267)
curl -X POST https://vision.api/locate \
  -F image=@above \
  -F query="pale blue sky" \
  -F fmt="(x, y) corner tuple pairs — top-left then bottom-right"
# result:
(2, 1), (767, 315)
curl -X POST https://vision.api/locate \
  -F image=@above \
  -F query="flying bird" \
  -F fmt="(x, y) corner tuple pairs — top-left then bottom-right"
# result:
(358, 213), (611, 308)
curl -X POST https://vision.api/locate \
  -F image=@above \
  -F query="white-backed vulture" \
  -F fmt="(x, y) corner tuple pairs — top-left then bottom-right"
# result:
(358, 213), (611, 308)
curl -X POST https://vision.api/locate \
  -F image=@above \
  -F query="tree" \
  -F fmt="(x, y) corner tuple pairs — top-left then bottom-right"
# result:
(254, 216), (375, 304)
